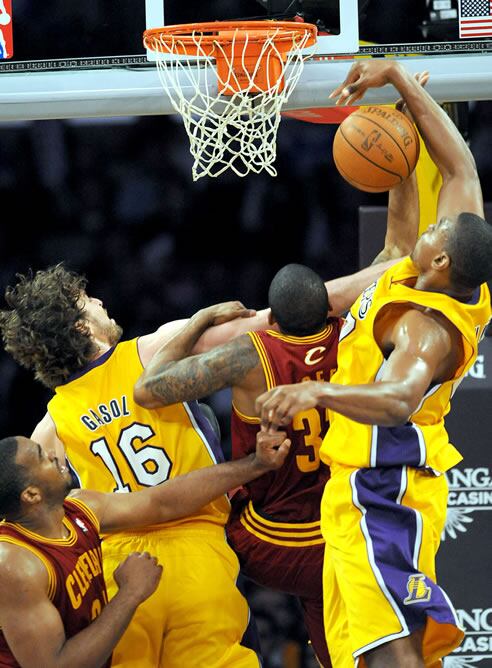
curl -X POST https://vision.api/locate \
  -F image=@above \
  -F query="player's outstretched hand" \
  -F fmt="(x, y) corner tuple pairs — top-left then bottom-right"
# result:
(329, 60), (404, 107)
(114, 552), (163, 604)
(256, 381), (321, 431)
(196, 301), (256, 327)
(252, 430), (291, 472)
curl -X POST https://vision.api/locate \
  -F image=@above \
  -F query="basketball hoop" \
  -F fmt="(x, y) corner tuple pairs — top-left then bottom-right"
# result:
(144, 21), (317, 180)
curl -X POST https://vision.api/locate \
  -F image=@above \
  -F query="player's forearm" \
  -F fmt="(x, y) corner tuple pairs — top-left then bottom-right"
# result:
(52, 589), (140, 668)
(152, 310), (212, 364)
(316, 381), (414, 426)
(134, 310), (215, 407)
(373, 171), (419, 264)
(192, 307), (272, 353)
(150, 455), (270, 521)
(388, 66), (477, 180)
(134, 335), (258, 408)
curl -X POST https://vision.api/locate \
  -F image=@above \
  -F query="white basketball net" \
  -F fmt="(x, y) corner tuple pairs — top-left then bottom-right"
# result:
(146, 25), (315, 181)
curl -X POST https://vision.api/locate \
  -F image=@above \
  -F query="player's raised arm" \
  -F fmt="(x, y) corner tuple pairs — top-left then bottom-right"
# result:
(324, 165), (420, 312)
(371, 169), (419, 266)
(325, 74), (430, 312)
(371, 73), (430, 265)
(72, 431), (290, 533)
(330, 60), (483, 220)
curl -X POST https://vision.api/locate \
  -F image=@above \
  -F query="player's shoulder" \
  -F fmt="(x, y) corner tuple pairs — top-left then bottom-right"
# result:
(0, 538), (47, 581)
(66, 491), (102, 531)
(395, 305), (456, 349)
(0, 540), (51, 609)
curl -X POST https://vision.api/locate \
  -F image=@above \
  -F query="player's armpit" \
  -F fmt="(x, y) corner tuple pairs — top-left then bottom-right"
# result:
(436, 173), (484, 222)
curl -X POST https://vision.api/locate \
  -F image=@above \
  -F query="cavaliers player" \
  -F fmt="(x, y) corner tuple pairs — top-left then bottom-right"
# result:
(132, 168), (419, 667)
(0, 430), (289, 667)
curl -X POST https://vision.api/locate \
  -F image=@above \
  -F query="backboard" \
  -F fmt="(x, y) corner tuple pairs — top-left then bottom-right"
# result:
(0, 1), (358, 65)
(0, 0), (491, 122)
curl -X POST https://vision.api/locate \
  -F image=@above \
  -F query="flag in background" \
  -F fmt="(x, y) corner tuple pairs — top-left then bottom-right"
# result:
(0, 0), (13, 59)
(459, 0), (492, 38)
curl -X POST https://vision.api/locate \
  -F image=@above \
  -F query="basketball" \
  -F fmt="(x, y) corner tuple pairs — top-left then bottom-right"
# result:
(332, 106), (420, 193)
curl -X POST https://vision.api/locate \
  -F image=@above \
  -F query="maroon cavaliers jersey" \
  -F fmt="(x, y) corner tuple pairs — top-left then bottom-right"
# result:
(0, 498), (110, 668)
(231, 322), (341, 523)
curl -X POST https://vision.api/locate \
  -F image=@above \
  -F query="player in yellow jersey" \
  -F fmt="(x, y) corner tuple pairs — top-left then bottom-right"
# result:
(256, 60), (492, 668)
(0, 256), (398, 667)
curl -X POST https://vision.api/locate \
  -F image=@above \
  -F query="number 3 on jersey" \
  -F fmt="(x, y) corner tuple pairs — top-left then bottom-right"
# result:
(293, 408), (329, 473)
(90, 422), (172, 492)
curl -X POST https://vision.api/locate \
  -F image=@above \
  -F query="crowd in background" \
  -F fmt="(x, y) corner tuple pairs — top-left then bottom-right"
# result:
(1, 0), (492, 665)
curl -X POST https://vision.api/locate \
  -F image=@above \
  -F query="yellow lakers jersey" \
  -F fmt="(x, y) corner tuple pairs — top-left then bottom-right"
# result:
(321, 257), (492, 471)
(48, 339), (230, 531)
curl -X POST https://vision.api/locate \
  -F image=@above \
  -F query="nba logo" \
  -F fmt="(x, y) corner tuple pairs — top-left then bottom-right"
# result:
(0, 0), (13, 60)
(75, 518), (88, 533)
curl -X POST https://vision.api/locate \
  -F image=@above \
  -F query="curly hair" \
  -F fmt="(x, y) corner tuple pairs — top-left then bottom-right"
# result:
(0, 264), (98, 389)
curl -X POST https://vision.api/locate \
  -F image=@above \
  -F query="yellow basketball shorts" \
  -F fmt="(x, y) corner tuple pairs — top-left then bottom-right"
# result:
(101, 524), (261, 668)
(320, 464), (464, 668)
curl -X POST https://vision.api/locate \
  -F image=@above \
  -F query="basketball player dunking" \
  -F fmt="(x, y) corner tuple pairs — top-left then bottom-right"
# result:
(256, 59), (492, 668)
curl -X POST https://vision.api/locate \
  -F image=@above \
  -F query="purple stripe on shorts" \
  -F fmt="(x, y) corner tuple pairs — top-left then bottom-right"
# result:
(374, 424), (423, 467)
(187, 400), (226, 463)
(354, 467), (458, 634)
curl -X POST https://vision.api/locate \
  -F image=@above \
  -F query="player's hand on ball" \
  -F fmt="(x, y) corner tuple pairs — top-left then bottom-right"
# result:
(114, 551), (163, 603)
(253, 430), (291, 472)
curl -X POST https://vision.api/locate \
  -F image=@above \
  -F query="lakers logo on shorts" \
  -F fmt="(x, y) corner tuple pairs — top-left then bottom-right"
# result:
(403, 574), (432, 605)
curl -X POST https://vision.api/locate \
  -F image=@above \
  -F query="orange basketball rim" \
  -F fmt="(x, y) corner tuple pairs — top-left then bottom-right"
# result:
(144, 21), (317, 95)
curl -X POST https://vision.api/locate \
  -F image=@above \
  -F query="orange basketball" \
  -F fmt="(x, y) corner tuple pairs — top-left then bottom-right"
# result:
(332, 106), (420, 193)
